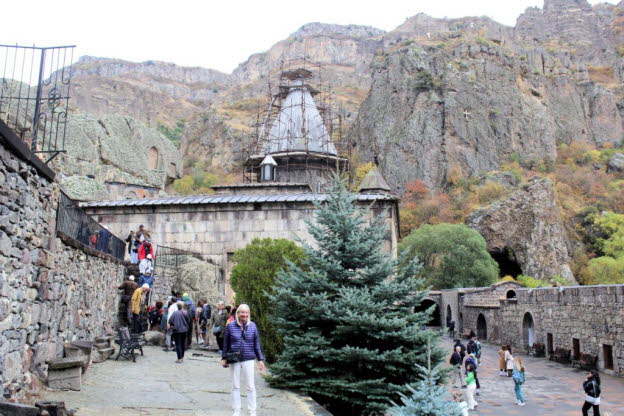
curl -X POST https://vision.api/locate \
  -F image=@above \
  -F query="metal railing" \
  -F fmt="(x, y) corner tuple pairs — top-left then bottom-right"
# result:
(56, 191), (125, 260)
(0, 44), (75, 162)
(154, 245), (203, 268)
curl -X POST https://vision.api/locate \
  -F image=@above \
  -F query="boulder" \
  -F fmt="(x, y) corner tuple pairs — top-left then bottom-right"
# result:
(467, 177), (576, 283)
(143, 331), (165, 346)
(607, 152), (624, 173)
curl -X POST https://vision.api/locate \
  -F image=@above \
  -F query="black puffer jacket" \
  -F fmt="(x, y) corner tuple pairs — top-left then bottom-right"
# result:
(583, 378), (601, 398)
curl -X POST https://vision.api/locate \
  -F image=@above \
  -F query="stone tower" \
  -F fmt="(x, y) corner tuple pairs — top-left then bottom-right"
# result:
(244, 68), (348, 192)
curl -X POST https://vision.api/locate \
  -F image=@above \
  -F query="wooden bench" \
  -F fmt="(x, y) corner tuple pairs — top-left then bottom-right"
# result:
(527, 342), (546, 357)
(549, 347), (571, 364)
(114, 327), (144, 362)
(572, 353), (598, 370)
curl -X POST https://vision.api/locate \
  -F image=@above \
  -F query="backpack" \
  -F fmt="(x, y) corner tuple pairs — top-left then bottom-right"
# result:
(512, 365), (525, 384)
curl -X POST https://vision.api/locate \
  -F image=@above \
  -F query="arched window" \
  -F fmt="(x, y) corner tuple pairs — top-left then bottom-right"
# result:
(148, 147), (160, 169)
(506, 290), (517, 299)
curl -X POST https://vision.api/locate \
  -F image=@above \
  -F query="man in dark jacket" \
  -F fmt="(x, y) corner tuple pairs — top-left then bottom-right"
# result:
(118, 276), (138, 324)
(167, 302), (190, 363)
(199, 299), (212, 346)
(454, 339), (467, 361)
(449, 346), (465, 388)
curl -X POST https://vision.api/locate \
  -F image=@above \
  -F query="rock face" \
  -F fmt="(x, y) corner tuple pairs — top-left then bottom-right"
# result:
(607, 152), (624, 173)
(70, 56), (232, 128)
(51, 112), (182, 201)
(350, 0), (624, 192)
(466, 177), (575, 283)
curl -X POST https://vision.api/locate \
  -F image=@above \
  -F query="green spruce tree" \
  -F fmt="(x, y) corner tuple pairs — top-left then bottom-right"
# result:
(389, 338), (462, 416)
(268, 179), (444, 415)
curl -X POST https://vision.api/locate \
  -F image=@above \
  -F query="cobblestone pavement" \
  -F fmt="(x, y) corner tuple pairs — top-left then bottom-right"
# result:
(43, 346), (325, 416)
(443, 338), (624, 416)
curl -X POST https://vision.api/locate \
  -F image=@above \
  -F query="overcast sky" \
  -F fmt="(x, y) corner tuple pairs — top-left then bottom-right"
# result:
(2, 0), (618, 73)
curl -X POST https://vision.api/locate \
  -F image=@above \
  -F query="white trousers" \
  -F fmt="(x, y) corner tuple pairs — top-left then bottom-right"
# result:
(230, 360), (256, 415)
(466, 383), (477, 410)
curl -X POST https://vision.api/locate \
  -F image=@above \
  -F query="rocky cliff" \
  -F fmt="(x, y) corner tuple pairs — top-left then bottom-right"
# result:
(467, 177), (576, 282)
(350, 0), (624, 192)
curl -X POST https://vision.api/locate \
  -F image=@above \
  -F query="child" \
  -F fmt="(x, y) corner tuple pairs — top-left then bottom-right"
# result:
(453, 391), (469, 416)
(465, 363), (478, 410)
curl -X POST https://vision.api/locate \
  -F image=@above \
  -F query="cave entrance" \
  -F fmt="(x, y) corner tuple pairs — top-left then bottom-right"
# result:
(490, 247), (522, 277)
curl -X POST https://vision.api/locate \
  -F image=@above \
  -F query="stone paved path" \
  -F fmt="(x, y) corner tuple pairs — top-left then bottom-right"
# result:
(43, 346), (325, 416)
(443, 338), (624, 416)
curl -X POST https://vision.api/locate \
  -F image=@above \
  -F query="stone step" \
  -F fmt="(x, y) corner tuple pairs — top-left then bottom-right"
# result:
(92, 347), (115, 363)
(47, 357), (84, 370)
(94, 342), (110, 350)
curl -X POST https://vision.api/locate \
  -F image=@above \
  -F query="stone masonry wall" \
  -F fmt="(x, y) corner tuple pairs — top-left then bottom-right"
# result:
(0, 133), (125, 398)
(451, 283), (624, 376)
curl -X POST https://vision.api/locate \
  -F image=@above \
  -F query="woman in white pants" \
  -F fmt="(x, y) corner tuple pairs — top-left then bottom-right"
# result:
(465, 363), (478, 410)
(221, 304), (265, 416)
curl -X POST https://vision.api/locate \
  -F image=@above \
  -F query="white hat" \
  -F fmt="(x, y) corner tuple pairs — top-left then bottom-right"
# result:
(146, 254), (152, 259)
(128, 275), (135, 281)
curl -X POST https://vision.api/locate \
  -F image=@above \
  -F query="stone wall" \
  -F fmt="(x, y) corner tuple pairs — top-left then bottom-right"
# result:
(0, 124), (125, 398)
(84, 198), (398, 303)
(442, 281), (624, 376)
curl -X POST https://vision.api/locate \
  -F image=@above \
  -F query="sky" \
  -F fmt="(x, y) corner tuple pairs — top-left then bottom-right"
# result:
(2, 0), (619, 74)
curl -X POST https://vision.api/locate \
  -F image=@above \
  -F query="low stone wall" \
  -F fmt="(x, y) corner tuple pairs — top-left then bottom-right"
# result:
(1, 124), (125, 398)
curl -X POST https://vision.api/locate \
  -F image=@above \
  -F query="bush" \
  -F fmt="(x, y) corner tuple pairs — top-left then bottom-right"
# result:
(591, 212), (624, 258)
(399, 223), (499, 289)
(172, 170), (218, 195)
(583, 256), (624, 285)
(516, 274), (544, 288)
(230, 238), (305, 363)
(477, 181), (508, 205)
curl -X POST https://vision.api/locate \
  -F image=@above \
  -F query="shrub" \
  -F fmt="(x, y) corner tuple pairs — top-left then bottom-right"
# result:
(399, 223), (499, 289)
(590, 212), (624, 258)
(230, 238), (305, 363)
(516, 274), (544, 288)
(172, 170), (218, 195)
(583, 256), (624, 285)
(477, 181), (508, 205)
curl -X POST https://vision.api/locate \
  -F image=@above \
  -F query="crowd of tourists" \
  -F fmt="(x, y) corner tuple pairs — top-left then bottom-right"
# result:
(447, 327), (602, 415)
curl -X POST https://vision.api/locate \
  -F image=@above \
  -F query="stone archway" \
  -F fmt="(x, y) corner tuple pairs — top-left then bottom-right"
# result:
(415, 299), (441, 327)
(522, 312), (535, 347)
(477, 313), (487, 340)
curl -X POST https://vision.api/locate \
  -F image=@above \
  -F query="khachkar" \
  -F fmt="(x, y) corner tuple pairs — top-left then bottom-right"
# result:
(243, 62), (349, 192)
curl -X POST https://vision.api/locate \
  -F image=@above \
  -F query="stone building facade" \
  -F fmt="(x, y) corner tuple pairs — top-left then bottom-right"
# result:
(429, 281), (624, 376)
(0, 121), (125, 398)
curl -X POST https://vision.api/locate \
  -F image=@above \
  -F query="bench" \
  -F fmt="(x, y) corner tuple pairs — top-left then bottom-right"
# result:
(549, 347), (571, 364)
(572, 353), (598, 370)
(527, 342), (546, 357)
(114, 327), (144, 362)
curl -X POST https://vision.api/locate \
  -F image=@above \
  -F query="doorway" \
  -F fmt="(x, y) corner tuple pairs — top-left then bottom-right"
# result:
(415, 300), (441, 327)
(522, 312), (535, 347)
(477, 314), (487, 340)
(573, 338), (580, 360)
(547, 333), (554, 355)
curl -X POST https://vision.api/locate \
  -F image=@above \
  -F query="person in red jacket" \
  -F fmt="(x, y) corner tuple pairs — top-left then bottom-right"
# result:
(138, 240), (154, 261)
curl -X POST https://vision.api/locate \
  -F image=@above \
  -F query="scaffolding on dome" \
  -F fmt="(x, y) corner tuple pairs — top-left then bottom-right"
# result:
(242, 58), (352, 186)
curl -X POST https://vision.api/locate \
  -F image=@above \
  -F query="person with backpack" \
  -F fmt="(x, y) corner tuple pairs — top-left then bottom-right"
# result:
(199, 299), (212, 346)
(211, 301), (229, 354)
(513, 356), (526, 406)
(582, 370), (601, 415)
(167, 301), (190, 363)
(148, 301), (164, 331)
(465, 353), (481, 395)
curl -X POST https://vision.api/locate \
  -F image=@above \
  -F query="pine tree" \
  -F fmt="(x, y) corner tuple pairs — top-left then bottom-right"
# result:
(389, 338), (462, 416)
(268, 179), (445, 415)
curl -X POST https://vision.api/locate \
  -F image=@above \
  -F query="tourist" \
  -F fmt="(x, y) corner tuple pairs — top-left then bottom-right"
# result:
(228, 305), (237, 325)
(131, 284), (150, 333)
(465, 363), (478, 410)
(164, 296), (179, 351)
(475, 337), (482, 365)
(452, 391), (469, 416)
(467, 334), (482, 365)
(138, 239), (154, 261)
(125, 230), (135, 260)
(465, 353), (480, 395)
(182, 294), (196, 349)
(582, 370), (601, 416)
(211, 301), (229, 353)
(118, 275), (138, 324)
(168, 301), (190, 363)
(505, 345), (515, 377)
(448, 320), (456, 339)
(498, 345), (507, 376)
(221, 304), (265, 416)
(160, 299), (170, 334)
(513, 356), (526, 406)
(199, 298), (212, 346)
(454, 339), (466, 361)
(449, 346), (465, 388)
(148, 301), (164, 331)
(139, 254), (154, 286)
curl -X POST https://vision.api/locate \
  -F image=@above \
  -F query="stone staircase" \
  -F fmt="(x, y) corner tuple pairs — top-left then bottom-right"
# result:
(92, 336), (115, 363)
